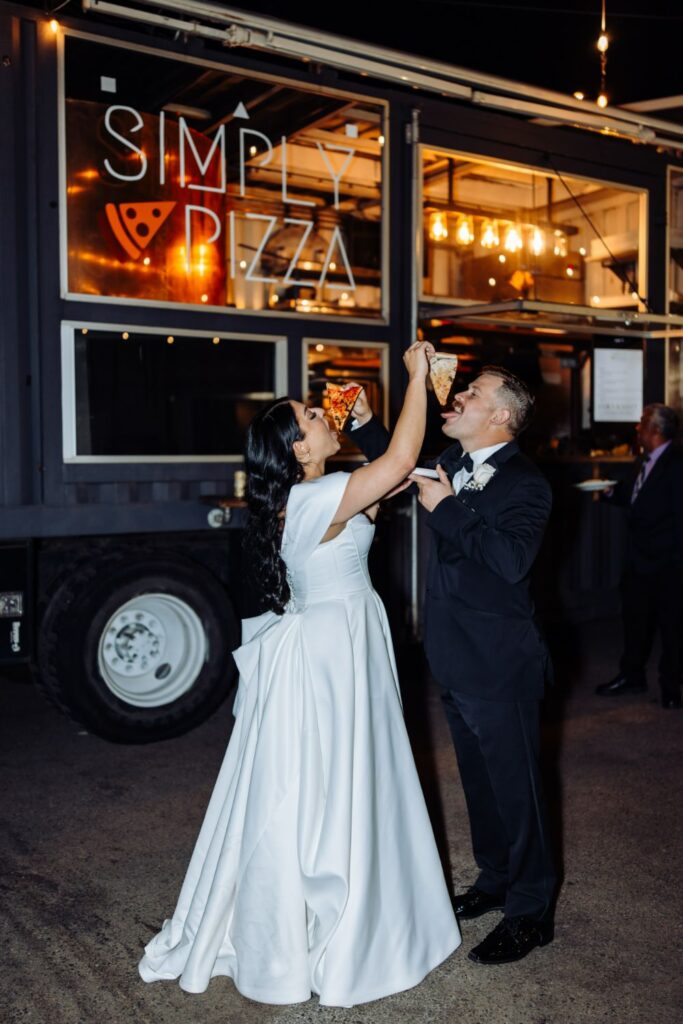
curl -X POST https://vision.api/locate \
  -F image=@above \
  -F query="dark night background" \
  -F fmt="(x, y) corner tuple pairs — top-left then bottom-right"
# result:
(206, 0), (680, 106)
(28, 1), (681, 106)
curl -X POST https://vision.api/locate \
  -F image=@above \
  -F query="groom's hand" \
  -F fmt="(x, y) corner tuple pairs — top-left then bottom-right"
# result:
(349, 386), (373, 426)
(408, 465), (452, 512)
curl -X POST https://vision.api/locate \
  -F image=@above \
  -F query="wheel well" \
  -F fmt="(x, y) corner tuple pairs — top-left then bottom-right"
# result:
(34, 531), (256, 622)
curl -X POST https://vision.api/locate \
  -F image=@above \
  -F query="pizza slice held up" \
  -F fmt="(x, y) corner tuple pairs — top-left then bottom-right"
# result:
(325, 382), (364, 432)
(429, 352), (458, 406)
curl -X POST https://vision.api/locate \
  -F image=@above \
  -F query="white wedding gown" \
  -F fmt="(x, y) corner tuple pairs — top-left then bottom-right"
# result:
(138, 471), (460, 1006)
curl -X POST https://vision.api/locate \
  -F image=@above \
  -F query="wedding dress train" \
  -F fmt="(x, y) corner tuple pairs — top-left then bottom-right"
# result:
(138, 471), (460, 1006)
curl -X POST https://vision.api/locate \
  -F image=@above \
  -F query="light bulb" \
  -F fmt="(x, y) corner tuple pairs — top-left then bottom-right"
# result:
(553, 233), (568, 258)
(480, 219), (500, 249)
(49, 19), (59, 34)
(529, 226), (545, 257)
(503, 223), (523, 253)
(597, 33), (609, 53)
(455, 215), (474, 246)
(597, 94), (608, 109)
(429, 211), (449, 242)
(573, 91), (585, 101)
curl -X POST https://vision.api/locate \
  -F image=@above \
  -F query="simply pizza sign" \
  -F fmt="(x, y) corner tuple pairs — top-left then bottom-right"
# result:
(63, 38), (385, 315)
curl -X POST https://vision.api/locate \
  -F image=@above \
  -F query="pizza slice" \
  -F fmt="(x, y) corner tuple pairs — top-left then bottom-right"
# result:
(105, 201), (177, 260)
(325, 382), (364, 432)
(429, 352), (458, 406)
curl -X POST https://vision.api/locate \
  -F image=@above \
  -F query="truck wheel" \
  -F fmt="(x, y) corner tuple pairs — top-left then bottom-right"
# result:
(35, 553), (239, 743)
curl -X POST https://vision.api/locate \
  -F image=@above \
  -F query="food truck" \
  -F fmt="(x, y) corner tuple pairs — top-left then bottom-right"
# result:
(2, 0), (683, 740)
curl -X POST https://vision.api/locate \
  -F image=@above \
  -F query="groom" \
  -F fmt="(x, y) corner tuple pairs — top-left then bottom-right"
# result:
(350, 366), (556, 964)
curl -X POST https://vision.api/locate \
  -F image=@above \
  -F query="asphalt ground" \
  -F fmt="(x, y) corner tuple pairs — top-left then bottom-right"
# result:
(2, 617), (682, 1024)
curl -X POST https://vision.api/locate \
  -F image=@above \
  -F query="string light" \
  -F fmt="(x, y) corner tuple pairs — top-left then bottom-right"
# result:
(597, 1), (609, 108)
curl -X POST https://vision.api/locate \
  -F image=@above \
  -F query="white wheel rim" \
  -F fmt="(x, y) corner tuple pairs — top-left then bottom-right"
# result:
(97, 593), (208, 708)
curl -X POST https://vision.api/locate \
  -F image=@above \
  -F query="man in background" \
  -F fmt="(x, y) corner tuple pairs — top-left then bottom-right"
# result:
(596, 404), (683, 709)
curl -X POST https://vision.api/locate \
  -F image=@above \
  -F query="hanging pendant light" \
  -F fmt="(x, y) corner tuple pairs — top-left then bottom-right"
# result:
(455, 214), (475, 245)
(480, 219), (500, 249)
(503, 223), (523, 253)
(429, 211), (449, 242)
(528, 226), (545, 257)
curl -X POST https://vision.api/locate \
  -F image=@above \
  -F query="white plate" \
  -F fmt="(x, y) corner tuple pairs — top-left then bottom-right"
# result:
(410, 467), (440, 479)
(574, 479), (618, 492)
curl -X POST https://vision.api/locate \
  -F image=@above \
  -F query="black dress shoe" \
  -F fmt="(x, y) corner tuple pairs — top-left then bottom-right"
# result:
(662, 695), (682, 709)
(595, 675), (647, 697)
(452, 887), (505, 920)
(468, 915), (554, 965)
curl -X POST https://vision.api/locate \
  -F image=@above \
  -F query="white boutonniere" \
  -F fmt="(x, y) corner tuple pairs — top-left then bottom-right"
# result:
(462, 463), (497, 492)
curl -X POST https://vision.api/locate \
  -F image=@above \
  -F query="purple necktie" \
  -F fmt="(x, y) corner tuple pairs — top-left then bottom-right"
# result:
(631, 455), (650, 503)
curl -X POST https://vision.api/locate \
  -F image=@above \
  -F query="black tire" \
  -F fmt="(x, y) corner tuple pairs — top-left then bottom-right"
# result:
(34, 551), (239, 743)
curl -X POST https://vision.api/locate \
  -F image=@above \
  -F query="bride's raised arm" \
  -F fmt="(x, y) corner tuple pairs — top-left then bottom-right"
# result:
(330, 340), (433, 525)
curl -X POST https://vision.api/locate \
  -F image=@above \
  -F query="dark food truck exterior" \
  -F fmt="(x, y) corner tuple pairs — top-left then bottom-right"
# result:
(2, 1), (683, 741)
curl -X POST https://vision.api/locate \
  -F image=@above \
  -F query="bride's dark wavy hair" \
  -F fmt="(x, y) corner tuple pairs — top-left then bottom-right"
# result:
(244, 397), (304, 613)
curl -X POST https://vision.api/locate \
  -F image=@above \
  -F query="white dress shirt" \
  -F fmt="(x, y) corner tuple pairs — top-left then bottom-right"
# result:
(452, 442), (508, 495)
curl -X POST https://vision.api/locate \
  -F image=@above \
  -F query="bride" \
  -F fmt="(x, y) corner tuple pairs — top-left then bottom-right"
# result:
(138, 340), (460, 1007)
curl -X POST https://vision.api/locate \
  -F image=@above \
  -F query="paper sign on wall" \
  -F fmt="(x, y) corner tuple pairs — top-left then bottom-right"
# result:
(593, 348), (643, 423)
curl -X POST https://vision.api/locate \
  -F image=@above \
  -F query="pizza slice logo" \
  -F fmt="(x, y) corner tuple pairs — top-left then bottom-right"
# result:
(104, 201), (176, 259)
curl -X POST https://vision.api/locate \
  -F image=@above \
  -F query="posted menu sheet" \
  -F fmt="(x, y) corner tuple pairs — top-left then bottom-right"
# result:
(593, 348), (644, 422)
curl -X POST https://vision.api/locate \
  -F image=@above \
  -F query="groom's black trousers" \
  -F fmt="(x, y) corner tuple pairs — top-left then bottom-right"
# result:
(440, 689), (556, 921)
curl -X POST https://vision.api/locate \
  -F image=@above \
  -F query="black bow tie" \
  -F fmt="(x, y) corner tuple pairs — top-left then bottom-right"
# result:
(452, 452), (474, 474)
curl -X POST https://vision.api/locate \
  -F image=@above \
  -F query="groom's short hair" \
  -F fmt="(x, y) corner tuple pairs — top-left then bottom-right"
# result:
(481, 366), (535, 436)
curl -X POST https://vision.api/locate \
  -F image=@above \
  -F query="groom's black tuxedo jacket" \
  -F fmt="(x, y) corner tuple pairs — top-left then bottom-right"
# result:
(352, 418), (552, 701)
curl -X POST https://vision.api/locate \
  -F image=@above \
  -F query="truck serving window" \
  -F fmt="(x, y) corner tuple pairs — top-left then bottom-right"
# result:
(62, 326), (285, 461)
(421, 148), (647, 312)
(61, 35), (386, 320)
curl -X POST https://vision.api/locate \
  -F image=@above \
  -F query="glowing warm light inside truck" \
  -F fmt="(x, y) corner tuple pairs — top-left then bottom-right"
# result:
(421, 149), (647, 311)
(63, 37), (386, 317)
